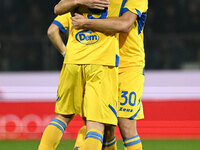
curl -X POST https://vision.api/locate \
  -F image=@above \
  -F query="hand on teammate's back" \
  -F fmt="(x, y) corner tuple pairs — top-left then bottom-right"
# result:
(80, 0), (110, 10)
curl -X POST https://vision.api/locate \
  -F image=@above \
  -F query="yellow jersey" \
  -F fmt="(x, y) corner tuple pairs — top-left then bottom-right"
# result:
(53, 0), (126, 67)
(53, 13), (72, 34)
(119, 0), (148, 71)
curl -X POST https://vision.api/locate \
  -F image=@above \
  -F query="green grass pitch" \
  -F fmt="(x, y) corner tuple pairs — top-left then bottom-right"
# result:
(0, 140), (200, 150)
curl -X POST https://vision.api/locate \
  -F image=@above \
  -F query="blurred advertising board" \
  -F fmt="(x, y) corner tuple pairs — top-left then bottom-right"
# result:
(0, 71), (200, 139)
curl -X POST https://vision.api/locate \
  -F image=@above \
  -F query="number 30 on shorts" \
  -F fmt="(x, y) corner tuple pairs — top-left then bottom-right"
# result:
(120, 91), (136, 106)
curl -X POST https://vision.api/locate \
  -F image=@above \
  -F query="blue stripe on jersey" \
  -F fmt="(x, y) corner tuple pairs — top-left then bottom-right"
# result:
(52, 118), (67, 130)
(137, 98), (141, 106)
(129, 106), (141, 119)
(85, 131), (103, 143)
(115, 55), (119, 66)
(124, 139), (141, 147)
(135, 9), (147, 35)
(49, 122), (65, 133)
(143, 67), (145, 75)
(52, 20), (66, 33)
(56, 96), (60, 102)
(119, 0), (127, 17)
(109, 104), (117, 118)
(135, 9), (142, 17)
(121, 8), (129, 15)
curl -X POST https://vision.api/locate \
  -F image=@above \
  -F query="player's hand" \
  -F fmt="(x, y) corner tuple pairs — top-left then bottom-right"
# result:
(78, 0), (109, 10)
(71, 13), (87, 30)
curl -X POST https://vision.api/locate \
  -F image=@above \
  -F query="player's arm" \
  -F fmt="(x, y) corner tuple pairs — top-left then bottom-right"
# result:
(54, 0), (110, 15)
(71, 11), (137, 33)
(47, 24), (66, 56)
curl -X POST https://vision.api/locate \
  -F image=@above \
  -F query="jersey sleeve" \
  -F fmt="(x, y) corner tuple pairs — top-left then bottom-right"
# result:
(52, 13), (71, 33)
(122, 0), (148, 17)
(122, 0), (148, 34)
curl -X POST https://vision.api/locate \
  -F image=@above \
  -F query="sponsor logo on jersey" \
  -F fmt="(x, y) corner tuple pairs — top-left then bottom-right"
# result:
(75, 30), (99, 45)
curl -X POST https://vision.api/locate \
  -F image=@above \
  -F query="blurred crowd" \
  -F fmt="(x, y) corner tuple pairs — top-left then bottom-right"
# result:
(145, 0), (200, 69)
(0, 0), (199, 71)
(0, 0), (57, 36)
(147, 0), (199, 33)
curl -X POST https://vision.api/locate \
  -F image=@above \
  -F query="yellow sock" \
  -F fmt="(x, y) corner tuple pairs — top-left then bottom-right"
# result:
(74, 126), (87, 149)
(80, 129), (103, 150)
(103, 137), (117, 150)
(38, 118), (67, 150)
(123, 135), (142, 150)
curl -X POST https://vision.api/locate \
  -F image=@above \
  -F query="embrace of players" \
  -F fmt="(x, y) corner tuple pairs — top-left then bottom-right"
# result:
(38, 0), (148, 150)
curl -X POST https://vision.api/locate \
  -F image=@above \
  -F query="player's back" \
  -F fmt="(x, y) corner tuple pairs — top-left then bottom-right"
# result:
(65, 0), (125, 67)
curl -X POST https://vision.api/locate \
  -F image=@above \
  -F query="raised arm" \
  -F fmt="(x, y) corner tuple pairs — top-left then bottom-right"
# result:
(54, 0), (110, 15)
(47, 24), (66, 56)
(71, 11), (137, 33)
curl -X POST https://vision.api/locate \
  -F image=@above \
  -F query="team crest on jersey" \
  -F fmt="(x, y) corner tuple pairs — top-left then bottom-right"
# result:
(75, 30), (99, 45)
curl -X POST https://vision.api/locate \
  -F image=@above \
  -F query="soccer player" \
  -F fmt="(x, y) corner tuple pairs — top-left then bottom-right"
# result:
(38, 0), (127, 150)
(71, 0), (148, 150)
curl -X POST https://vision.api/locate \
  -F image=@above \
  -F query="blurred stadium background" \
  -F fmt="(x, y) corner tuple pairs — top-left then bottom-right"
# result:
(0, 0), (200, 150)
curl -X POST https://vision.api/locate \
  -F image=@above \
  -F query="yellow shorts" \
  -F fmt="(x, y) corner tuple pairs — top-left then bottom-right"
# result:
(118, 67), (145, 120)
(55, 64), (118, 125)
